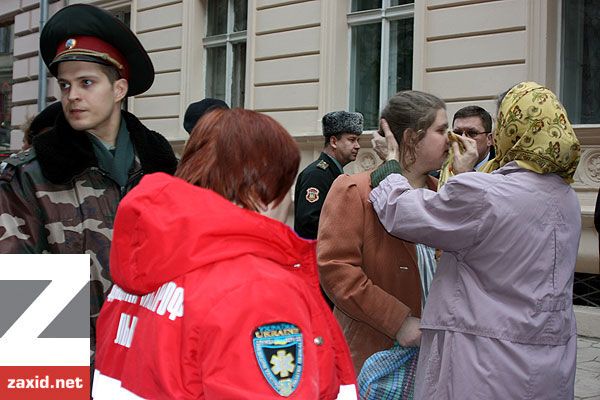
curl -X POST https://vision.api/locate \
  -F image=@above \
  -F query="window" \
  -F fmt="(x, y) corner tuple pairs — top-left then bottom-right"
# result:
(348, 1), (414, 129)
(204, 0), (247, 108)
(0, 82), (10, 147)
(0, 24), (12, 54)
(113, 10), (131, 28)
(561, 0), (600, 124)
(0, 22), (13, 148)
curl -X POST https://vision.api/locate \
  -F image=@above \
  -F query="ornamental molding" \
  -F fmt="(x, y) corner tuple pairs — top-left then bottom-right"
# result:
(574, 146), (600, 187)
(357, 152), (378, 172)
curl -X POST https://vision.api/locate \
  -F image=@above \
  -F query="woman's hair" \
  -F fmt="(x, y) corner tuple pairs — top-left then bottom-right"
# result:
(175, 108), (300, 211)
(380, 90), (445, 170)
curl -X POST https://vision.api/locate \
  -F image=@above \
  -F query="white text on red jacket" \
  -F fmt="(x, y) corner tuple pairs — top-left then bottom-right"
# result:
(107, 283), (184, 348)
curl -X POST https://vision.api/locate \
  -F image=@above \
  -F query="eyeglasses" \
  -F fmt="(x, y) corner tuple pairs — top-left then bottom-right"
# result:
(452, 129), (490, 139)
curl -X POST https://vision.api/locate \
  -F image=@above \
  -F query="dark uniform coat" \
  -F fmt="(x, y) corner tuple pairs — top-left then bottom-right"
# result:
(0, 110), (177, 368)
(294, 152), (342, 240)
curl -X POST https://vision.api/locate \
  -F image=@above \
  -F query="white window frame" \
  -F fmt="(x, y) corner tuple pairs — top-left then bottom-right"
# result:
(347, 1), (414, 116)
(203, 0), (247, 106)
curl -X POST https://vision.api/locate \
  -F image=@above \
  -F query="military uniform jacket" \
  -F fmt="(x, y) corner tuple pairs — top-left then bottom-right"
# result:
(0, 110), (177, 360)
(294, 152), (342, 239)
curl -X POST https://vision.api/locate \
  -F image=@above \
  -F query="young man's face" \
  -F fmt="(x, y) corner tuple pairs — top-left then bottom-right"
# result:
(57, 61), (127, 136)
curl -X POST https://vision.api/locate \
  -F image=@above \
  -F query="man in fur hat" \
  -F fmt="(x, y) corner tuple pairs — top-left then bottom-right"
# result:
(294, 111), (363, 241)
(294, 111), (362, 308)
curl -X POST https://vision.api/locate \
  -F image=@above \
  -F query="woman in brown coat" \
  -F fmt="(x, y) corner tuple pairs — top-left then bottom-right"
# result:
(317, 91), (476, 373)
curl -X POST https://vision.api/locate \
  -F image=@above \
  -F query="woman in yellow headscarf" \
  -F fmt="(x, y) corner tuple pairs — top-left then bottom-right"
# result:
(369, 82), (581, 399)
(482, 81), (580, 180)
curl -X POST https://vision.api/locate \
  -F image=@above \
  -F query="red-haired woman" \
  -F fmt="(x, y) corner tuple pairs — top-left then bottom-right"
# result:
(93, 108), (357, 399)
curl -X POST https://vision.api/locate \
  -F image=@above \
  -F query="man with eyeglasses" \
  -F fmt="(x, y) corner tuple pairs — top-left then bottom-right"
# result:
(452, 106), (495, 171)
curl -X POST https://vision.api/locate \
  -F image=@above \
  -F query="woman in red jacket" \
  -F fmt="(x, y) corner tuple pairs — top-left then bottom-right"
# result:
(92, 108), (357, 399)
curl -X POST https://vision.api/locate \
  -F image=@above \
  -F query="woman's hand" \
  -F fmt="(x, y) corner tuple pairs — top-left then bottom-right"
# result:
(395, 316), (421, 347)
(371, 118), (400, 162)
(451, 134), (479, 173)
(371, 134), (388, 161)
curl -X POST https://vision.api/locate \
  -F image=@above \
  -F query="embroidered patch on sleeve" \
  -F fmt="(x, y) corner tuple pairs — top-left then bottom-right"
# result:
(253, 322), (303, 397)
(305, 187), (319, 203)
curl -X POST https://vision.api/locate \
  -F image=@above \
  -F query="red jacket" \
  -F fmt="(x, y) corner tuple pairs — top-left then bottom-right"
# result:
(93, 173), (357, 399)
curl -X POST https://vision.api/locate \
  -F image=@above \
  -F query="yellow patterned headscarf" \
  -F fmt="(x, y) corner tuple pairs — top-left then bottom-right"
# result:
(480, 81), (580, 183)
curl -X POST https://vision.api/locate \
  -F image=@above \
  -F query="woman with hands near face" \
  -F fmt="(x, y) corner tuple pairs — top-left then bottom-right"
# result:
(371, 118), (479, 184)
(317, 91), (465, 379)
(370, 82), (581, 399)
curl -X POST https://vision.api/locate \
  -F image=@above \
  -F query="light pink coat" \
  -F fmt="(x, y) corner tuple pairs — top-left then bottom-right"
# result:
(370, 162), (579, 399)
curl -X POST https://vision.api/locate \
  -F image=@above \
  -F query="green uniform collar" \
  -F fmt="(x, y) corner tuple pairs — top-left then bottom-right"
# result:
(322, 152), (343, 174)
(87, 116), (134, 187)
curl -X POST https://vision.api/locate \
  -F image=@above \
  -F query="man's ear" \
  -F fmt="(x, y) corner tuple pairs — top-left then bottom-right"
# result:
(486, 132), (493, 147)
(329, 135), (338, 149)
(114, 78), (129, 103)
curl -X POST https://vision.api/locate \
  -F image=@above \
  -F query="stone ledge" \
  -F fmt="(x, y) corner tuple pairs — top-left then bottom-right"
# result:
(575, 305), (600, 338)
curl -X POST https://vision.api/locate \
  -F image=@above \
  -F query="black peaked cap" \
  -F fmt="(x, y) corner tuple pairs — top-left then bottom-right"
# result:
(40, 4), (154, 96)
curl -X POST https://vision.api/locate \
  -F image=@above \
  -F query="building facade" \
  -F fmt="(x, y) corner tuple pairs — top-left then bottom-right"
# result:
(1, 0), (599, 279)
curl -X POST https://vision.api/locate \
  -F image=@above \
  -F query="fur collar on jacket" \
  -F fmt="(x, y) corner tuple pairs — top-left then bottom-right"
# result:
(33, 110), (178, 184)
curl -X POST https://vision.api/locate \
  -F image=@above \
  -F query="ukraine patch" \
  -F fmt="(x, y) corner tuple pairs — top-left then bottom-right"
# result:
(253, 322), (303, 397)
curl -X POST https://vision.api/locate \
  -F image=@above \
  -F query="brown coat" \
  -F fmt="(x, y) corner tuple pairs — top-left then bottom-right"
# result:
(317, 171), (436, 373)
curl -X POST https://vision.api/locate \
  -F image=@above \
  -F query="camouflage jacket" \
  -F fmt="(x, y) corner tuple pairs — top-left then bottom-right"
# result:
(0, 110), (178, 361)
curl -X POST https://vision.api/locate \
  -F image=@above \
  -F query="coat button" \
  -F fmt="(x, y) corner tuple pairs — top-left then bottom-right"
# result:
(314, 336), (324, 346)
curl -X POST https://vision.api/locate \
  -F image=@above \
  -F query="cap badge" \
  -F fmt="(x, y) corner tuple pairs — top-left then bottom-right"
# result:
(65, 38), (77, 49)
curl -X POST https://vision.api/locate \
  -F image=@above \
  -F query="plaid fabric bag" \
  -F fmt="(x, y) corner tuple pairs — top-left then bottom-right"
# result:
(357, 343), (419, 400)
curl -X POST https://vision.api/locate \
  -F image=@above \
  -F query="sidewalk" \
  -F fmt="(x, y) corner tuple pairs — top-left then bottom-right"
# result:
(576, 336), (600, 400)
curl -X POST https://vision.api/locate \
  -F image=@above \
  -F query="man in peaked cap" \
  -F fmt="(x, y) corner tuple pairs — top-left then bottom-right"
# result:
(0, 3), (178, 382)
